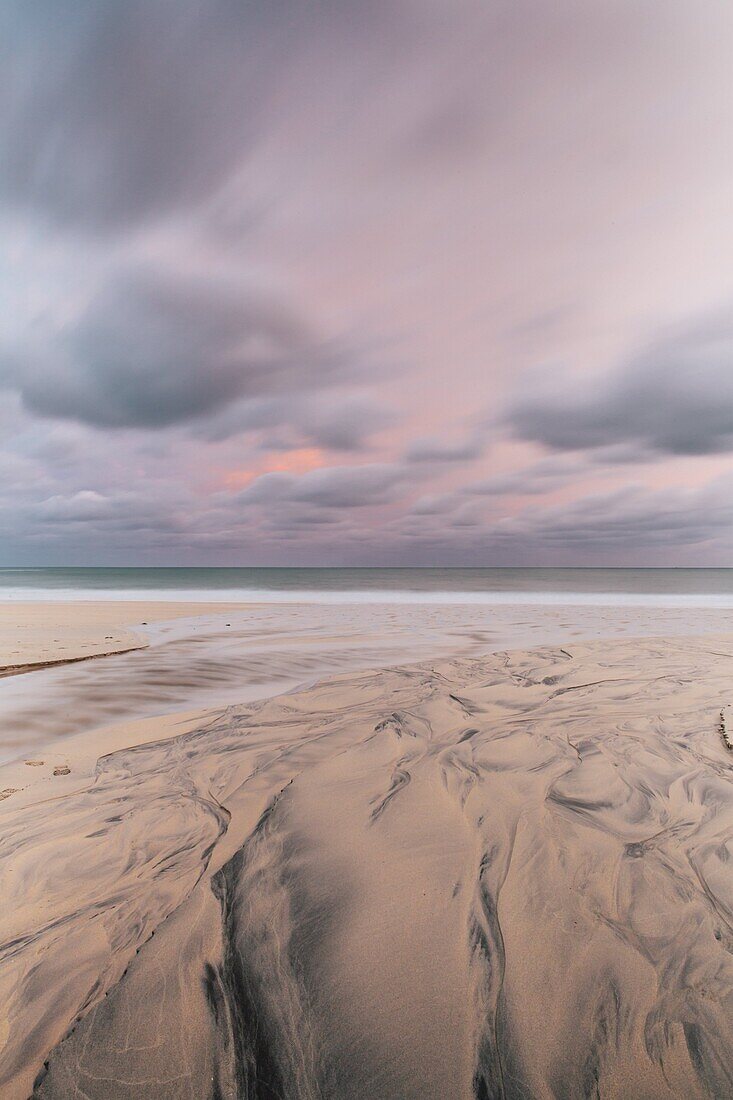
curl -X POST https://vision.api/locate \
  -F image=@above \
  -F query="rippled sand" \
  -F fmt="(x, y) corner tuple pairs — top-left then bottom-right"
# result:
(1, 636), (732, 1098)
(4, 598), (733, 762)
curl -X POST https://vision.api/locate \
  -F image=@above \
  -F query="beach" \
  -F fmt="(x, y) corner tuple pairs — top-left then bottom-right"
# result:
(0, 601), (244, 672)
(7, 0), (733, 1094)
(3, 587), (733, 765)
(0, 590), (732, 1099)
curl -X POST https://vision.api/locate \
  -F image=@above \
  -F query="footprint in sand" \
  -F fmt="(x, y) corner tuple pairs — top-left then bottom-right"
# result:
(53, 766), (71, 776)
(0, 788), (19, 800)
(24, 760), (45, 767)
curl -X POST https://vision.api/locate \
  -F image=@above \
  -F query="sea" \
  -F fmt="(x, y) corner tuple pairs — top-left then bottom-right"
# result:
(2, 566), (733, 606)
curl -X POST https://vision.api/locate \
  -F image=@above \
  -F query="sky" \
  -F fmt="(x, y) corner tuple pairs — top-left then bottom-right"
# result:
(2, 0), (733, 566)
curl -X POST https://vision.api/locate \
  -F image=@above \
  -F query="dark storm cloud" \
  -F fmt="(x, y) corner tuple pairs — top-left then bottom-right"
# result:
(7, 267), (347, 430)
(506, 317), (733, 456)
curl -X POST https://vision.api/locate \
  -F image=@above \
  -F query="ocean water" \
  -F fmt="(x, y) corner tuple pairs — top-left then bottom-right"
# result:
(2, 566), (733, 606)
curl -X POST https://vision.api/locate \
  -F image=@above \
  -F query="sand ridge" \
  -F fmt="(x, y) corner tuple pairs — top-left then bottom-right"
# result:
(0, 636), (732, 1098)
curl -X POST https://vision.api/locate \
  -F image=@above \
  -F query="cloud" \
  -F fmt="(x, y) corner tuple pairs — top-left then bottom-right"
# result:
(0, 1), (286, 231)
(492, 481), (733, 552)
(404, 436), (483, 464)
(0, 0), (415, 234)
(4, 267), (351, 430)
(295, 398), (395, 453)
(466, 456), (585, 496)
(33, 488), (192, 536)
(37, 490), (114, 523)
(242, 396), (394, 453)
(506, 316), (733, 456)
(386, 479), (733, 565)
(2, 1), (733, 566)
(410, 493), (460, 516)
(238, 463), (408, 509)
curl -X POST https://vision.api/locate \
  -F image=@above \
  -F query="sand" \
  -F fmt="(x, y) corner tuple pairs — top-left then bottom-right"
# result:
(0, 634), (732, 1098)
(6, 596), (733, 767)
(0, 601), (256, 674)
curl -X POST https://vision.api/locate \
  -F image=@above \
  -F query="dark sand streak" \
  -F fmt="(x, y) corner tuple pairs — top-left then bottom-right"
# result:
(0, 646), (147, 679)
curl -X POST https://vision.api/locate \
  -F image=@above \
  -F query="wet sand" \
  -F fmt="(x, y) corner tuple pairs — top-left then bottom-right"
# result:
(1, 634), (732, 1098)
(4, 598), (733, 764)
(0, 601), (248, 673)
